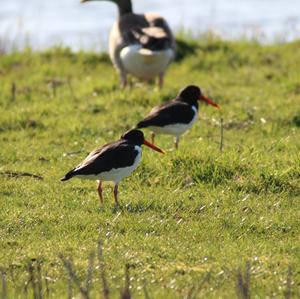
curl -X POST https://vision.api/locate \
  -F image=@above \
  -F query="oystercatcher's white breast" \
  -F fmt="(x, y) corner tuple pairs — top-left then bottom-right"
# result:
(120, 45), (174, 80)
(150, 106), (198, 137)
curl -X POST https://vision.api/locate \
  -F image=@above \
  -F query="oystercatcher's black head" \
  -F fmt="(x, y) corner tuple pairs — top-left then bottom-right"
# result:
(121, 129), (145, 146)
(178, 85), (220, 109)
(178, 85), (202, 102)
(121, 129), (165, 154)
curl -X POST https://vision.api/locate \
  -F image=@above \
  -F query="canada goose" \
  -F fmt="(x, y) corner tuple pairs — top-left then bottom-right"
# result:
(81, 0), (176, 88)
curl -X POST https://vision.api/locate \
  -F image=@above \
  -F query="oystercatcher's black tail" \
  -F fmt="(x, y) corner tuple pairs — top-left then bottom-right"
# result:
(61, 169), (76, 181)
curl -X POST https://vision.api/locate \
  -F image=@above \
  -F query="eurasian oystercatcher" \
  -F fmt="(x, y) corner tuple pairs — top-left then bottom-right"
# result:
(81, 0), (176, 88)
(61, 129), (164, 205)
(136, 85), (220, 149)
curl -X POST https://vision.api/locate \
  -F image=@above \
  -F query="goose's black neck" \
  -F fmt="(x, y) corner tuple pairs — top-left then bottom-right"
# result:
(114, 0), (133, 16)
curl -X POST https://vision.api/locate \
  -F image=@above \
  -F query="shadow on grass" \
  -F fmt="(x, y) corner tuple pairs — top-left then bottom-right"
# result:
(235, 172), (300, 197)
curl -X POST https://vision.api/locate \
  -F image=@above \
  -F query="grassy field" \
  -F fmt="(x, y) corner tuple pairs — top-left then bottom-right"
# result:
(0, 37), (299, 298)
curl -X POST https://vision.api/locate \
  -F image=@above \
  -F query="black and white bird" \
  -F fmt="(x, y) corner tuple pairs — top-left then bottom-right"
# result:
(61, 129), (164, 205)
(136, 85), (220, 149)
(81, 0), (176, 88)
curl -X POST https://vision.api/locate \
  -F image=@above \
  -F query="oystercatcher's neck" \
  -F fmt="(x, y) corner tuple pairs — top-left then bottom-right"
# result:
(177, 97), (199, 110)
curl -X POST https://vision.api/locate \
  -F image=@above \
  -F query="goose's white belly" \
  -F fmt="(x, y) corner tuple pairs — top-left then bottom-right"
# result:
(120, 45), (174, 79)
(149, 106), (198, 137)
(77, 146), (142, 183)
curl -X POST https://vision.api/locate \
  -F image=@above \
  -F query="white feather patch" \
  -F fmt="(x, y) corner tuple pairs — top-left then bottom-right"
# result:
(149, 106), (198, 137)
(120, 45), (174, 80)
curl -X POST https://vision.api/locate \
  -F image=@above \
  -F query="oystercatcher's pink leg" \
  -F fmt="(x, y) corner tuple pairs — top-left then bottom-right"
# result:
(97, 181), (103, 205)
(151, 132), (155, 145)
(113, 184), (119, 206)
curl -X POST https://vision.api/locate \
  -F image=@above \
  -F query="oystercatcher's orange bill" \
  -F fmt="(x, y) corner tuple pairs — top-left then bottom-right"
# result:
(143, 140), (165, 154)
(200, 96), (220, 109)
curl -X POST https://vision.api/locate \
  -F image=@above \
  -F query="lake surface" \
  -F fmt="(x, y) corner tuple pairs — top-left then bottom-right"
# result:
(1, 0), (300, 51)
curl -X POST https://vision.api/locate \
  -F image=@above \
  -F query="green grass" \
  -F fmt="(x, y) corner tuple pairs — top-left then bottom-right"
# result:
(0, 37), (299, 298)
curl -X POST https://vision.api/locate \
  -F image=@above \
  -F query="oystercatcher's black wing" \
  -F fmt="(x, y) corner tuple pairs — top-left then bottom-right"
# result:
(137, 101), (196, 128)
(61, 140), (139, 181)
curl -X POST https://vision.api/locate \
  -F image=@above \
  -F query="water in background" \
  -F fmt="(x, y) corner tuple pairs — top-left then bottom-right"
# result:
(1, 0), (300, 51)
